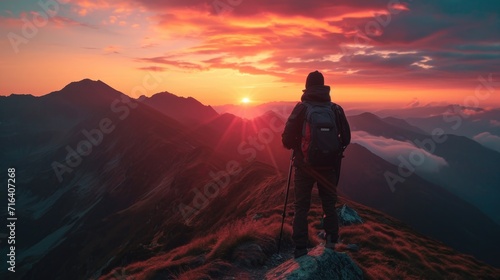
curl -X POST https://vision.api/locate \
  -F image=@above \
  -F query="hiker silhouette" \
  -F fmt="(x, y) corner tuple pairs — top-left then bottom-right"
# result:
(282, 70), (351, 258)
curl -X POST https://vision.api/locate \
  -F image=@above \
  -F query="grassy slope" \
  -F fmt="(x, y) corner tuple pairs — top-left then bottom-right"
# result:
(99, 180), (500, 280)
(338, 198), (500, 280)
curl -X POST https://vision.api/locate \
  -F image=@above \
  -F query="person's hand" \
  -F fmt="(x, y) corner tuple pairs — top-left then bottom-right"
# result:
(293, 151), (305, 167)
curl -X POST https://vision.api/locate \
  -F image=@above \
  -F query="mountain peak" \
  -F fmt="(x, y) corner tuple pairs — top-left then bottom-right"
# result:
(60, 78), (115, 93)
(140, 91), (219, 125)
(149, 91), (204, 106)
(356, 112), (381, 120)
(152, 91), (175, 97)
(5, 93), (36, 99)
(47, 78), (124, 102)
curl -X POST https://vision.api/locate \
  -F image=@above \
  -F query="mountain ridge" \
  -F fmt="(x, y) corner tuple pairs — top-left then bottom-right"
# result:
(138, 91), (220, 126)
(2, 79), (500, 279)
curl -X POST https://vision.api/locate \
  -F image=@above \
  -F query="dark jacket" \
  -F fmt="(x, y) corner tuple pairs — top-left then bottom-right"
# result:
(281, 85), (351, 161)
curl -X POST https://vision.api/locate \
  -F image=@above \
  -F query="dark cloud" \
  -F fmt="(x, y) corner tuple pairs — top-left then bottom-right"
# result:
(133, 0), (500, 87)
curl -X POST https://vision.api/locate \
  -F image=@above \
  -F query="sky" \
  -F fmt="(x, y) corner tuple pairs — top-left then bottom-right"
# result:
(0, 0), (499, 106)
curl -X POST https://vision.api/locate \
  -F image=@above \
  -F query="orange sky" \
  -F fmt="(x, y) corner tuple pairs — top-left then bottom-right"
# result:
(1, 0), (499, 106)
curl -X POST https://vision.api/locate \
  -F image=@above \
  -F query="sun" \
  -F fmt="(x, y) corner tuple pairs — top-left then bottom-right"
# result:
(241, 97), (251, 104)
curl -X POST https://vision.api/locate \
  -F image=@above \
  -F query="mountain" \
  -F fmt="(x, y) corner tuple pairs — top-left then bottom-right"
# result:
(195, 110), (290, 172)
(48, 78), (124, 101)
(349, 112), (423, 140)
(373, 104), (483, 119)
(1, 80), (292, 279)
(212, 101), (394, 120)
(138, 92), (219, 126)
(381, 116), (428, 134)
(150, 104), (500, 265)
(184, 109), (500, 261)
(347, 112), (500, 225)
(98, 195), (500, 279)
(406, 108), (500, 139)
(340, 144), (500, 266)
(1, 80), (207, 279)
(1, 80), (499, 279)
(0, 79), (127, 135)
(0, 79), (136, 173)
(372, 104), (500, 139)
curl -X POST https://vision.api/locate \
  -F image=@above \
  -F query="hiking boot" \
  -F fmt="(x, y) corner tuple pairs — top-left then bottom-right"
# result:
(325, 234), (337, 250)
(294, 248), (308, 259)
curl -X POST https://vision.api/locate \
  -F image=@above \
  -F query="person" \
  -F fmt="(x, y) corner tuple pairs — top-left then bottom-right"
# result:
(282, 70), (351, 258)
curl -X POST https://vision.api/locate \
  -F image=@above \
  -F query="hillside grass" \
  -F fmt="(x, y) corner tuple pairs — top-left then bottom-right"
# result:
(336, 199), (500, 280)
(100, 214), (294, 280)
(100, 196), (500, 280)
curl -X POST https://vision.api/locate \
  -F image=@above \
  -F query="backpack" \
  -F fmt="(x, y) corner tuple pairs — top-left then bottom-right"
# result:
(301, 101), (343, 167)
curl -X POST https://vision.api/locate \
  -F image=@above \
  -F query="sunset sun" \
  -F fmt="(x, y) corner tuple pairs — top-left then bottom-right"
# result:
(241, 97), (251, 104)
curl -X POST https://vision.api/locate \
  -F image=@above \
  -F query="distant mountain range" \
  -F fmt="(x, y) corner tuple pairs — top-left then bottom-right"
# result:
(348, 112), (500, 226)
(1, 79), (499, 279)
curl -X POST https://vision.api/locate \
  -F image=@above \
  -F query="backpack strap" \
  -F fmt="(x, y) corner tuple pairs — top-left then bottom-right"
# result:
(282, 102), (307, 151)
(331, 102), (345, 149)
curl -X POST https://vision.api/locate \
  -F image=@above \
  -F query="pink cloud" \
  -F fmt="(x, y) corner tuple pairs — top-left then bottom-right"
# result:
(138, 66), (166, 72)
(0, 15), (21, 27)
(4, 0), (491, 94)
(68, 0), (136, 14)
(131, 1), (491, 88)
(51, 15), (96, 28)
(138, 57), (207, 71)
(490, 120), (500, 127)
(103, 45), (121, 54)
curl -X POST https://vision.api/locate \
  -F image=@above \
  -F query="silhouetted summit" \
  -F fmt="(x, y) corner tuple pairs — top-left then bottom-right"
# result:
(356, 112), (381, 121)
(60, 79), (121, 95)
(48, 78), (124, 103)
(139, 91), (219, 125)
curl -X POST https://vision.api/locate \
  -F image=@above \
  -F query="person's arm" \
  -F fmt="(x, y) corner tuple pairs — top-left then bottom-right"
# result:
(282, 103), (305, 150)
(334, 104), (351, 148)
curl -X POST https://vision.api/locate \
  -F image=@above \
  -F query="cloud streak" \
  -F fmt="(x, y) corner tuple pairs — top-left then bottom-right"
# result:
(473, 132), (500, 153)
(352, 130), (449, 174)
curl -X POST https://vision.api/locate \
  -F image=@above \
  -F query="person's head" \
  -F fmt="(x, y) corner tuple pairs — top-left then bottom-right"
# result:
(305, 70), (324, 89)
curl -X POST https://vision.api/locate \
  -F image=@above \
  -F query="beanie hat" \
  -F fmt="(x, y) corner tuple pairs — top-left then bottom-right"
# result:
(305, 70), (324, 89)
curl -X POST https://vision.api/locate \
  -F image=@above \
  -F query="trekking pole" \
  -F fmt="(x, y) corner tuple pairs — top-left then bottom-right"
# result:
(278, 150), (295, 254)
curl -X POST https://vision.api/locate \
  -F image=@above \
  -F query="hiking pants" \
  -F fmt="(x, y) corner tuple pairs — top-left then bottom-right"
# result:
(292, 166), (338, 249)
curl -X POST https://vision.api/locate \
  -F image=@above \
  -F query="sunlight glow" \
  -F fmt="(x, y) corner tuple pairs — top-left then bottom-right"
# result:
(241, 97), (251, 104)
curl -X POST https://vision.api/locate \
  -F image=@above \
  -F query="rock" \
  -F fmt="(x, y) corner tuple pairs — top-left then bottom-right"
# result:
(318, 205), (363, 229)
(265, 246), (363, 280)
(231, 242), (266, 267)
(337, 204), (363, 226)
